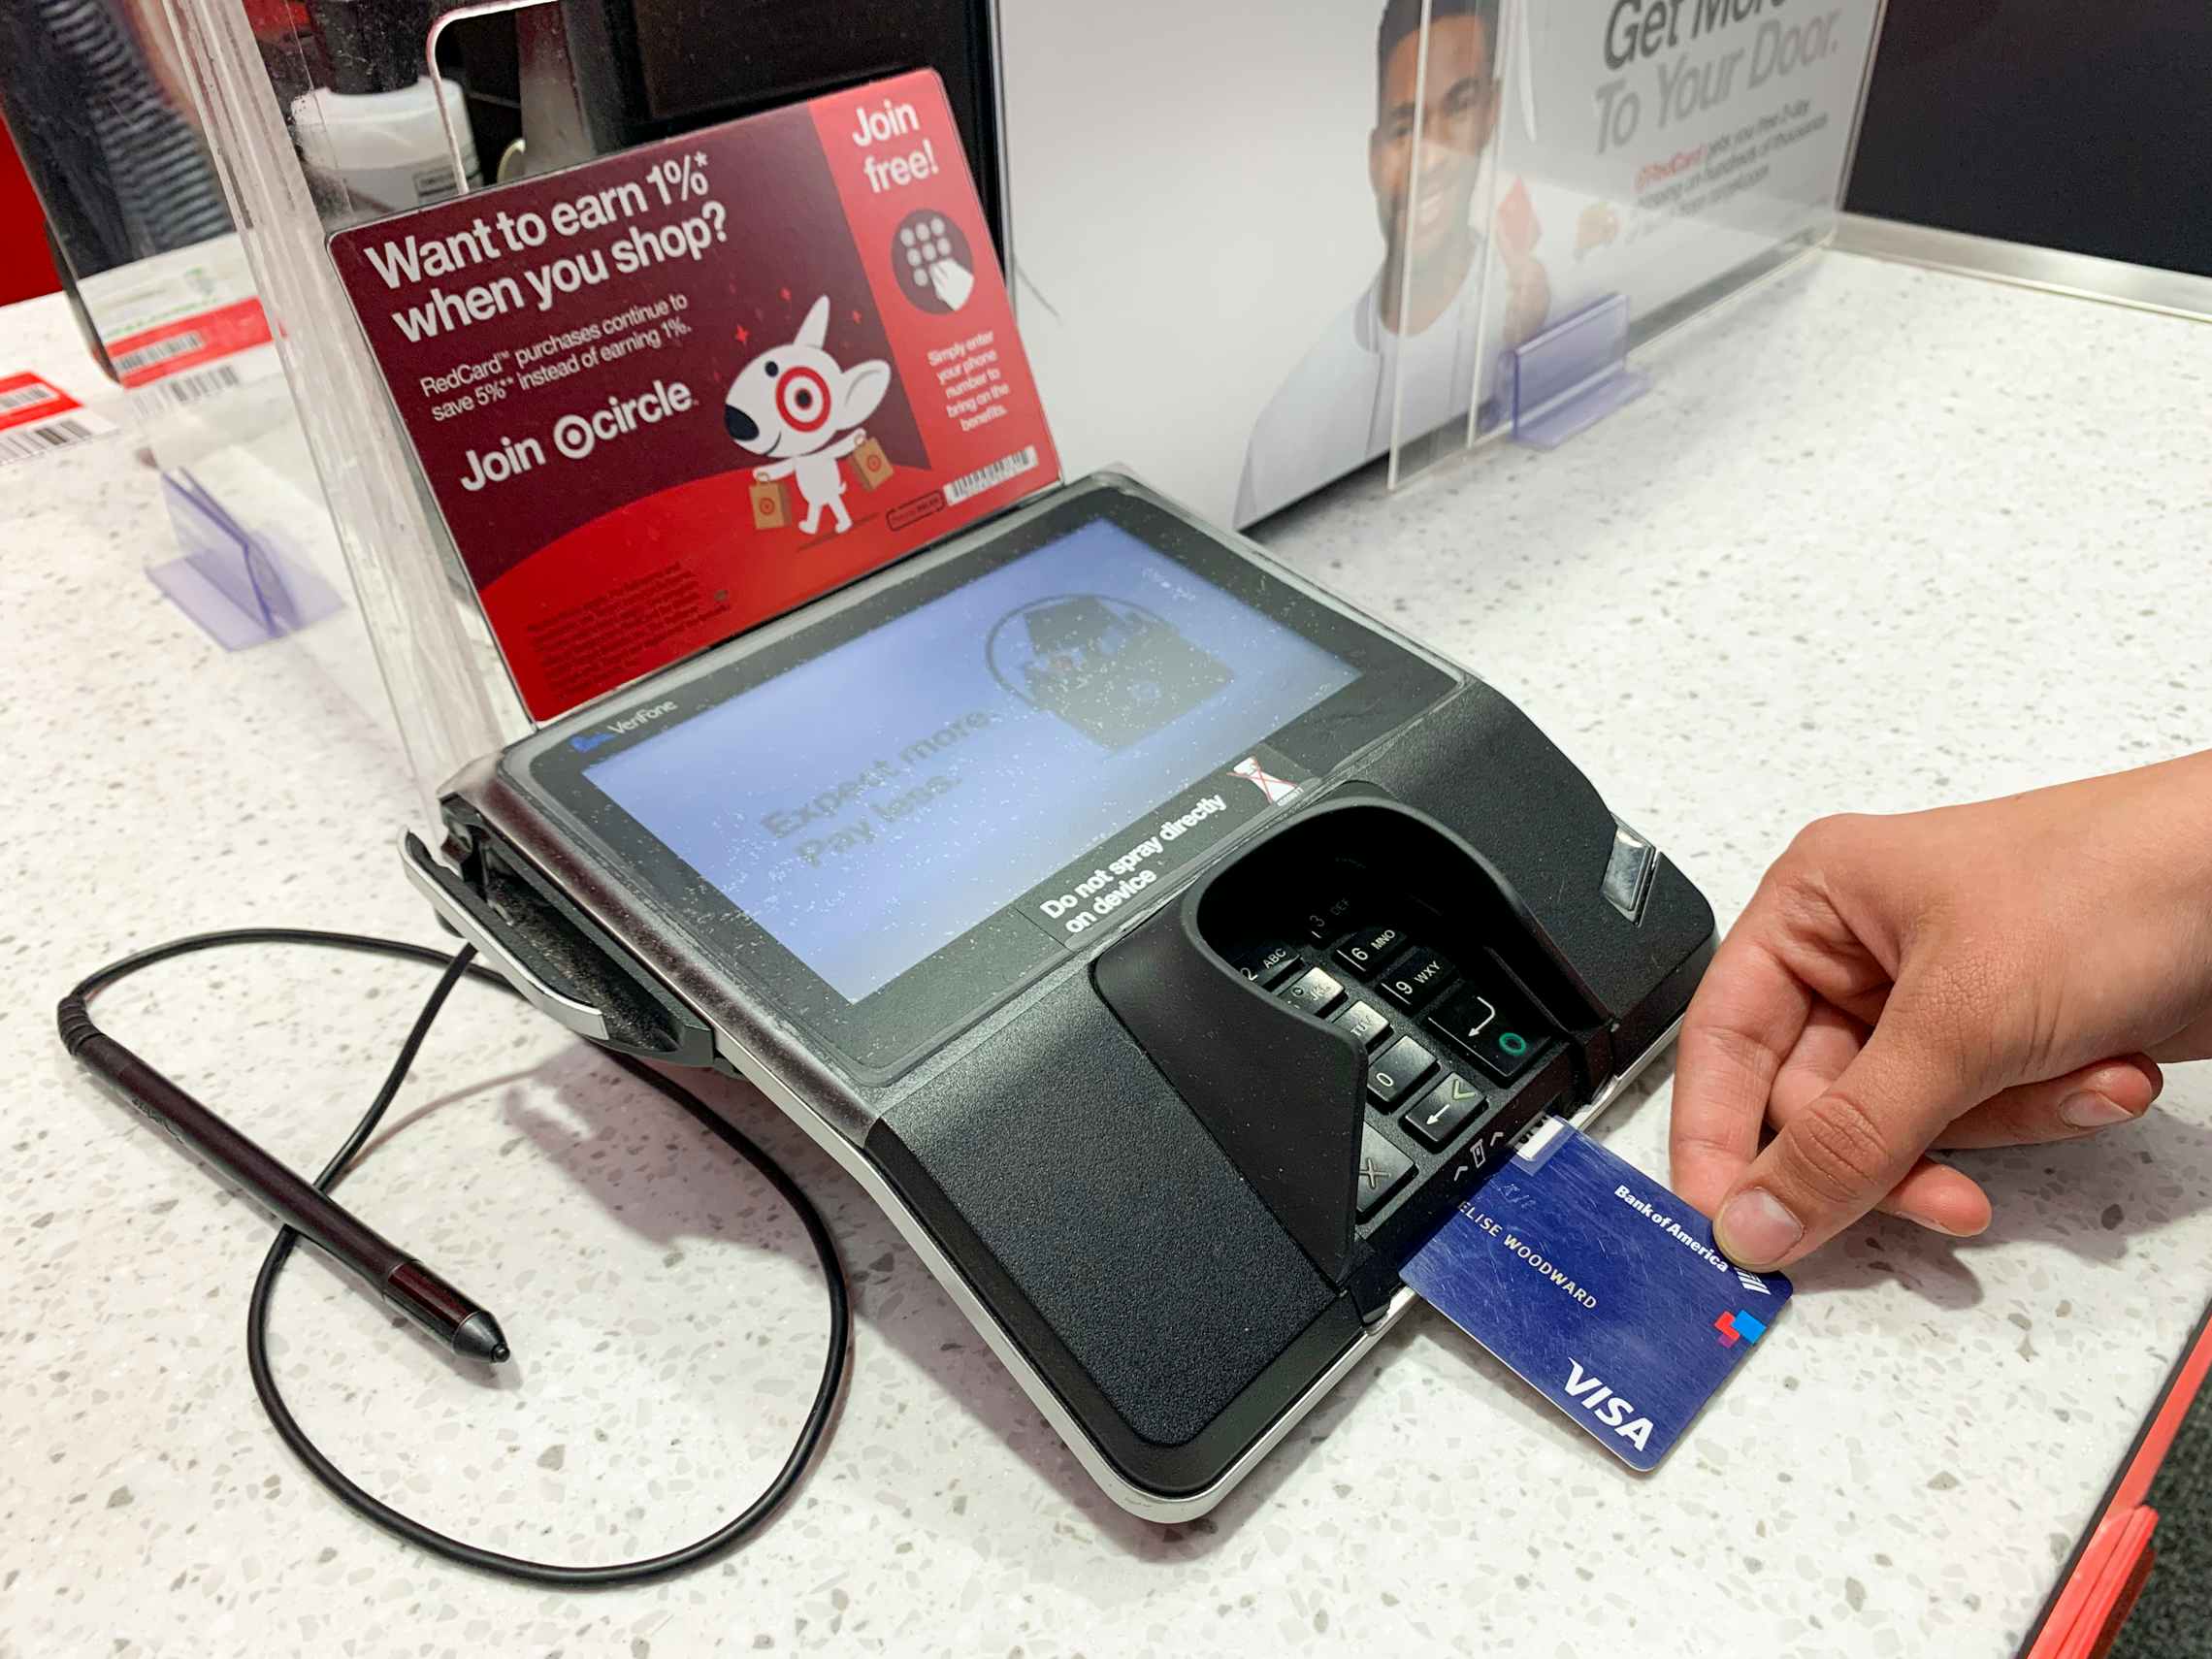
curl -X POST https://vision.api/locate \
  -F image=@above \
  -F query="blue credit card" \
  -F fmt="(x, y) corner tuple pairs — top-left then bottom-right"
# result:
(1399, 1116), (1791, 1471)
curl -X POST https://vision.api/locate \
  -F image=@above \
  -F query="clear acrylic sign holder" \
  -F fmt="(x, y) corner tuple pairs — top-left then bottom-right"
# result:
(1378, 0), (1514, 490)
(2, 0), (347, 651)
(158, 0), (530, 813)
(1388, 0), (1891, 483)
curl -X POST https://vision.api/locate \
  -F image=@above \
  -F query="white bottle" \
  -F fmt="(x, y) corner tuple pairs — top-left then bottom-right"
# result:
(291, 0), (482, 221)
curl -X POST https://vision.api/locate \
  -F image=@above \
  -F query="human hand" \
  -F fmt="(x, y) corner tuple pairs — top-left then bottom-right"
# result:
(1671, 753), (2212, 1270)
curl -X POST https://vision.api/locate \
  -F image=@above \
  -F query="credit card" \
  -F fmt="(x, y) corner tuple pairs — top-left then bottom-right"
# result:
(1399, 1116), (1791, 1471)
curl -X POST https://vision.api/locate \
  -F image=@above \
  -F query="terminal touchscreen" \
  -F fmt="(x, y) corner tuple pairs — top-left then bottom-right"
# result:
(505, 479), (1454, 1075)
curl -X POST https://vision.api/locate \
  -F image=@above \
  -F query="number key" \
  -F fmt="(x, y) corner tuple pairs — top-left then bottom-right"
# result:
(1301, 891), (1360, 943)
(1335, 999), (1393, 1050)
(1280, 964), (1347, 1019)
(1366, 1033), (1437, 1107)
(1334, 924), (1406, 977)
(1377, 947), (1456, 1012)
(1231, 940), (1300, 989)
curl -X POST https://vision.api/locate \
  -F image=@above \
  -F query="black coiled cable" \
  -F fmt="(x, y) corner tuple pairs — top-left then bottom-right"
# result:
(62, 927), (849, 1586)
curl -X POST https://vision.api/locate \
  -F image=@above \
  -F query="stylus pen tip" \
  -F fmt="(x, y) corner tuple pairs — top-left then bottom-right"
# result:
(453, 1311), (511, 1365)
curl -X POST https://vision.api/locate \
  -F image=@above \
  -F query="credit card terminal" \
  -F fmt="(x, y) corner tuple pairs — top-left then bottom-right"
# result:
(405, 472), (1715, 1520)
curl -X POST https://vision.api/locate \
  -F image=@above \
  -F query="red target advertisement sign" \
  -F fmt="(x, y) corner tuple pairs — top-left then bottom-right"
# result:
(330, 71), (1057, 721)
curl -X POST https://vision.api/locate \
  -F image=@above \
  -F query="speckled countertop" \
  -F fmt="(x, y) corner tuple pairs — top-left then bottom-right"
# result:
(4, 251), (2208, 1659)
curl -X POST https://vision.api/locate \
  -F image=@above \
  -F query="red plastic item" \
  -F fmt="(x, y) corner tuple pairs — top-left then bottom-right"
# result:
(2025, 1304), (2212, 1659)
(0, 121), (63, 306)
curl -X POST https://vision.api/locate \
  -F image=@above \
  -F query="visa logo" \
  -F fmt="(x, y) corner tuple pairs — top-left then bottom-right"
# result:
(1563, 1359), (1654, 1454)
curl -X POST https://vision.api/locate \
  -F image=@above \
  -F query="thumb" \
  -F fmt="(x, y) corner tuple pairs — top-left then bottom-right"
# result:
(1713, 1009), (1981, 1269)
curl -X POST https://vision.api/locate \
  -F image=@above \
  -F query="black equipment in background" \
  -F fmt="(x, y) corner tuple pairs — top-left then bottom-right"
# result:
(1846, 0), (2212, 279)
(557, 0), (1005, 247)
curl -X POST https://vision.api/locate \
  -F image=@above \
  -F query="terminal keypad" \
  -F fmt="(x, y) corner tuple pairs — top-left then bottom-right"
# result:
(1243, 896), (1559, 1236)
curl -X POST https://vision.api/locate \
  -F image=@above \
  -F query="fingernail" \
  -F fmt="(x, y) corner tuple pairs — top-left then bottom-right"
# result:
(2060, 1090), (2134, 1129)
(1910, 1211), (1989, 1238)
(1716, 1188), (1803, 1267)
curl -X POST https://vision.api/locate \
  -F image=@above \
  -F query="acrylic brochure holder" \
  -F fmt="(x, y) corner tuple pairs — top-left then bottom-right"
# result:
(158, 0), (1047, 820)
(0, 0), (393, 729)
(1387, 0), (1889, 483)
(158, 0), (533, 813)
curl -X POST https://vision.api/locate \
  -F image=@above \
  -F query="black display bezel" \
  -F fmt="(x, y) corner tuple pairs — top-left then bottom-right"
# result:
(504, 479), (1454, 1080)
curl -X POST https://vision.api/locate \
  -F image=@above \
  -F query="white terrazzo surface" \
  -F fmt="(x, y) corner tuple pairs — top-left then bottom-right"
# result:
(3, 251), (2209, 1659)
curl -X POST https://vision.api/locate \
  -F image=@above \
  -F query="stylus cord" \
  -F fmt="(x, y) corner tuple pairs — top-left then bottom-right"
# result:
(62, 927), (850, 1586)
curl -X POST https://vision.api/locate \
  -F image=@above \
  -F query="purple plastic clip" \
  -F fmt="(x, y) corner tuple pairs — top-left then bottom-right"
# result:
(1508, 294), (1649, 451)
(147, 470), (343, 649)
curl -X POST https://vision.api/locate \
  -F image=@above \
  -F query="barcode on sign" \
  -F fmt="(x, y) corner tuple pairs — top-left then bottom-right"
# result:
(112, 331), (208, 375)
(0, 418), (99, 465)
(136, 363), (244, 411)
(0, 382), (59, 412)
(943, 444), (1040, 505)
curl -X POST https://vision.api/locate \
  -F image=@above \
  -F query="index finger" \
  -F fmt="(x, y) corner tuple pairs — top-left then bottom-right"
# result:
(1670, 911), (1815, 1217)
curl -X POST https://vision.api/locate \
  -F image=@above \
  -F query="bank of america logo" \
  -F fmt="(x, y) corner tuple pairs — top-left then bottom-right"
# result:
(1713, 1309), (1767, 1348)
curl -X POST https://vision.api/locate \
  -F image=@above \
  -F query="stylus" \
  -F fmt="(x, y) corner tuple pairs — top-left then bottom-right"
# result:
(59, 1003), (511, 1363)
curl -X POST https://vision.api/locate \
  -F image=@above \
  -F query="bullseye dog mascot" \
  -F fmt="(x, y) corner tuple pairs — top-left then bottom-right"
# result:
(723, 295), (891, 536)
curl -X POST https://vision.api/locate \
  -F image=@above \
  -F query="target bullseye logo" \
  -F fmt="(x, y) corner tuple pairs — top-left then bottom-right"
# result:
(776, 365), (830, 433)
